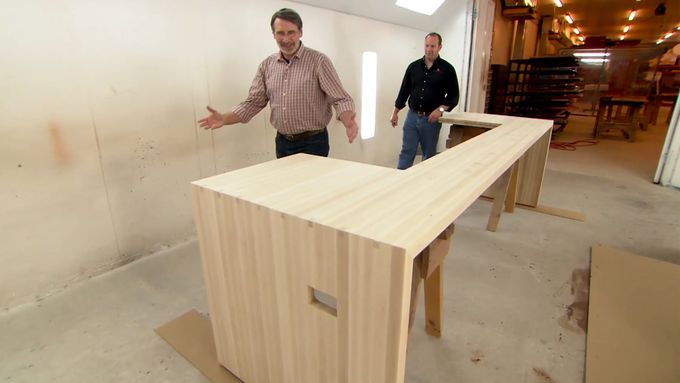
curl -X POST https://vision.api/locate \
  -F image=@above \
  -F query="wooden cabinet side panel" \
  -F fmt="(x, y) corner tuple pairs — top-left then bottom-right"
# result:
(516, 129), (551, 206)
(341, 236), (411, 383)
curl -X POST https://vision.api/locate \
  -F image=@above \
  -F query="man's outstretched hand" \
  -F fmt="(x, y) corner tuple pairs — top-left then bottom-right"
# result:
(198, 106), (225, 130)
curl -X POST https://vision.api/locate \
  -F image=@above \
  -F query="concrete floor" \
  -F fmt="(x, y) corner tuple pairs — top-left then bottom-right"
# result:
(2, 112), (679, 383)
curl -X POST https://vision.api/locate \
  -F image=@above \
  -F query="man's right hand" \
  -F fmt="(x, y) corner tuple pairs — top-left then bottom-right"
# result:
(198, 106), (225, 130)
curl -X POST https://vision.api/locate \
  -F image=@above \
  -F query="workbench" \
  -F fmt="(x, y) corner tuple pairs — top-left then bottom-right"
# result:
(594, 97), (647, 141)
(191, 112), (553, 383)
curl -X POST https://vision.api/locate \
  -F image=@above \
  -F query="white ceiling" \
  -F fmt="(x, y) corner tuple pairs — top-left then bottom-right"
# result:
(289, 0), (468, 32)
(292, 0), (680, 45)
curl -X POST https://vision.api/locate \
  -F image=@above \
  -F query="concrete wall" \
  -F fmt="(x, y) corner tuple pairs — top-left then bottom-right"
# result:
(0, 0), (471, 310)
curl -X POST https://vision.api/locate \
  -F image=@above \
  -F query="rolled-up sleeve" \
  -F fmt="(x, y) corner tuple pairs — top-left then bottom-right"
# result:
(232, 61), (269, 123)
(317, 54), (355, 118)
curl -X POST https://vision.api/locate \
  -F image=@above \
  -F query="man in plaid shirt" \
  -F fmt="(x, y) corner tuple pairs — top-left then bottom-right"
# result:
(199, 8), (359, 158)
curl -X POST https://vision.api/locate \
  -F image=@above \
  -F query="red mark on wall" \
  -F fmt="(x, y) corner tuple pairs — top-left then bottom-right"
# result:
(48, 121), (71, 167)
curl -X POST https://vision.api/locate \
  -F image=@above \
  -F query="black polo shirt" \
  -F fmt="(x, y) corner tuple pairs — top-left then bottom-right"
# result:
(394, 56), (459, 114)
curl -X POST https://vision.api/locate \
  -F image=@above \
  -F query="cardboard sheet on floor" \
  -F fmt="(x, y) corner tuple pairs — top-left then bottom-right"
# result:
(155, 309), (242, 383)
(587, 245), (680, 383)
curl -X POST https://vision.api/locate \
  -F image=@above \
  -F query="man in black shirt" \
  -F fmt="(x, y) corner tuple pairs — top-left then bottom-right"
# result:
(390, 32), (459, 170)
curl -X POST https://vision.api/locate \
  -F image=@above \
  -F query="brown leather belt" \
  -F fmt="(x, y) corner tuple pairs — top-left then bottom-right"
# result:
(278, 128), (326, 142)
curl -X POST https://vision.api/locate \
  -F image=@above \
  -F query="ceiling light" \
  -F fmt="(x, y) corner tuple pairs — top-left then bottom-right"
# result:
(623, 25), (630, 33)
(574, 52), (610, 57)
(656, 39), (664, 45)
(665, 32), (673, 39)
(628, 10), (637, 21)
(573, 27), (580, 35)
(620, 36), (625, 40)
(564, 14), (574, 24)
(578, 36), (585, 42)
(395, 0), (445, 16)
(581, 58), (609, 64)
(553, 0), (563, 7)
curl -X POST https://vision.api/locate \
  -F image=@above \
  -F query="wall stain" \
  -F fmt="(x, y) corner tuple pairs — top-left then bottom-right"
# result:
(48, 121), (71, 167)
(470, 350), (484, 364)
(532, 367), (557, 383)
(557, 268), (590, 333)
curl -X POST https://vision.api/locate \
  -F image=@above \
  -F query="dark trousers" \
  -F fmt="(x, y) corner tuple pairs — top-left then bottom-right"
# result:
(275, 129), (330, 158)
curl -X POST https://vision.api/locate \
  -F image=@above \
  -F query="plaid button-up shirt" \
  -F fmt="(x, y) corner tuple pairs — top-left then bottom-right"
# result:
(233, 43), (355, 135)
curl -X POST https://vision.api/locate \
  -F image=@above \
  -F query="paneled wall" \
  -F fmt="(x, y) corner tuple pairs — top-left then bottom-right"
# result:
(0, 0), (469, 309)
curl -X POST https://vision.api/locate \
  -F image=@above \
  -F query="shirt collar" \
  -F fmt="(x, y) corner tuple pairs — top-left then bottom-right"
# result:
(421, 55), (441, 68)
(278, 42), (305, 62)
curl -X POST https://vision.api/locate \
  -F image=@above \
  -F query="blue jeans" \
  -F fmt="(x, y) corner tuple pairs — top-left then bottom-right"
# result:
(275, 129), (330, 158)
(397, 110), (442, 169)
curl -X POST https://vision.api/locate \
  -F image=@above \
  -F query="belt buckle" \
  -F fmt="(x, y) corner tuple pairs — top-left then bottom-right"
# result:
(284, 134), (296, 141)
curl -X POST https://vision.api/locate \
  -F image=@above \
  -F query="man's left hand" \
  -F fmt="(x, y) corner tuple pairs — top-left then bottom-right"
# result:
(339, 111), (359, 143)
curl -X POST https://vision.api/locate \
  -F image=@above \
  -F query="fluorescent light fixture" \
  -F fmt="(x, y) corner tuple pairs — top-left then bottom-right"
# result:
(623, 25), (630, 33)
(665, 32), (673, 39)
(628, 10), (637, 21)
(553, 0), (563, 7)
(574, 52), (610, 57)
(578, 36), (585, 42)
(620, 35), (625, 40)
(656, 39), (664, 44)
(360, 52), (377, 140)
(564, 14), (574, 24)
(581, 58), (609, 64)
(573, 27), (580, 35)
(395, 0), (445, 16)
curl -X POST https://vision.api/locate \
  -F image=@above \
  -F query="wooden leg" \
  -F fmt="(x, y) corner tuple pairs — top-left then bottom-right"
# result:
(408, 255), (423, 334)
(424, 264), (443, 337)
(504, 162), (519, 213)
(487, 167), (513, 232)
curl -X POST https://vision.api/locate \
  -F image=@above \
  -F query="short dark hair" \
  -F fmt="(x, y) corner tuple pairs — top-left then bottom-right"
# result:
(426, 32), (442, 46)
(270, 8), (303, 32)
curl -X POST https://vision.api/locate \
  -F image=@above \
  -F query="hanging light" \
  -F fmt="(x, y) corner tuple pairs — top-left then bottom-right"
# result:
(573, 27), (581, 35)
(628, 10), (637, 21)
(564, 14), (574, 24)
(623, 25), (630, 33)
(664, 32), (673, 39)
(553, 0), (563, 7)
(620, 35), (625, 40)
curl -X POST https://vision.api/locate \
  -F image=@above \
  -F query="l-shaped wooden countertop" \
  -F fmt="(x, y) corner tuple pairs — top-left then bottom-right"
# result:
(192, 112), (552, 259)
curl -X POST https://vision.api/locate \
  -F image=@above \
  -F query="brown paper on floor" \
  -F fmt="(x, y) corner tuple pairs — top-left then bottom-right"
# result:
(586, 245), (680, 383)
(155, 309), (242, 383)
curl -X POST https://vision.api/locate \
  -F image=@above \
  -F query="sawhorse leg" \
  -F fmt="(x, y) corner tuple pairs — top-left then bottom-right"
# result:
(487, 165), (514, 232)
(408, 224), (455, 338)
